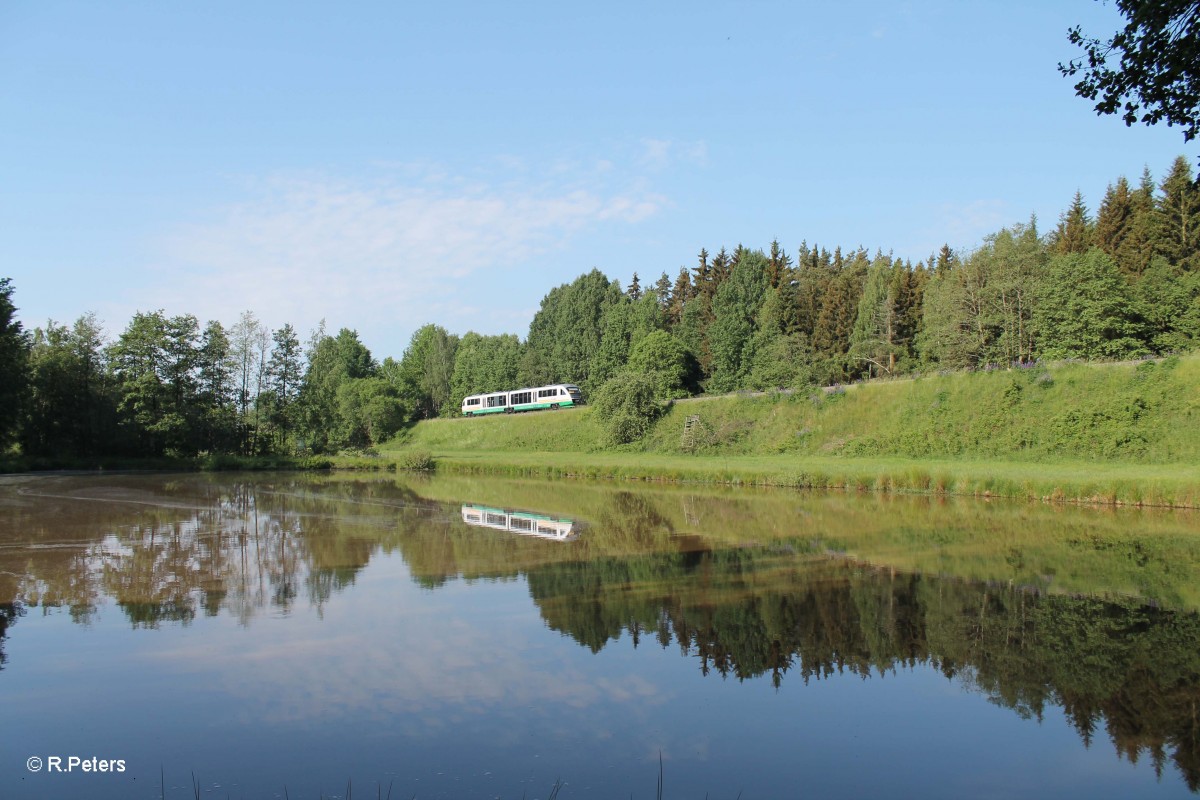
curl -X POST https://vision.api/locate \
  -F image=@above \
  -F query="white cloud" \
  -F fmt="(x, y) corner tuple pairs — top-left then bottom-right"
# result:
(637, 138), (709, 171)
(912, 198), (1012, 258)
(146, 161), (669, 354)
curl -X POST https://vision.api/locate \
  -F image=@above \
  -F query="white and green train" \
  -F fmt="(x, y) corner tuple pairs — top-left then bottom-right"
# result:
(460, 383), (582, 416)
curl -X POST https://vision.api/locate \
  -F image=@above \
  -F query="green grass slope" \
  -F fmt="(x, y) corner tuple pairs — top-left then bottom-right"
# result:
(383, 355), (1200, 506)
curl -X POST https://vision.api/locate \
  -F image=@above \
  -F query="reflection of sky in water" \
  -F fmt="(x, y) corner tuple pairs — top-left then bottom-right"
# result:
(5, 549), (1193, 800)
(3, 473), (1199, 800)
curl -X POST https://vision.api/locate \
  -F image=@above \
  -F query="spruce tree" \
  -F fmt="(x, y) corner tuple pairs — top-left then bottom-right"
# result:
(667, 266), (692, 327)
(1117, 166), (1158, 277)
(1054, 190), (1094, 255)
(1095, 177), (1133, 262)
(653, 271), (672, 310)
(1156, 155), (1200, 270)
(767, 238), (793, 289)
(627, 272), (643, 300)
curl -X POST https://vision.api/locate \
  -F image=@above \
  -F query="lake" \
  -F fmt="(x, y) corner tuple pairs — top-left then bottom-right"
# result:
(2, 471), (1199, 799)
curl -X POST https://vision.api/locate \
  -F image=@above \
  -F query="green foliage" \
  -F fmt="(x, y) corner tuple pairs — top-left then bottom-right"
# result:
(23, 314), (117, 457)
(395, 323), (458, 419)
(396, 449), (435, 470)
(1035, 249), (1147, 360)
(1060, 1), (1200, 143)
(919, 223), (1046, 368)
(335, 376), (408, 450)
(626, 330), (691, 399)
(108, 310), (205, 456)
(298, 327), (378, 453)
(449, 331), (521, 409)
(0, 279), (29, 448)
(591, 372), (667, 445)
(707, 249), (770, 392)
(523, 269), (622, 392)
(1155, 155), (1200, 270)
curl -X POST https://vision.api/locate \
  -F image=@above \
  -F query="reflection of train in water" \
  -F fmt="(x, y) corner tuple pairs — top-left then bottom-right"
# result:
(460, 504), (580, 541)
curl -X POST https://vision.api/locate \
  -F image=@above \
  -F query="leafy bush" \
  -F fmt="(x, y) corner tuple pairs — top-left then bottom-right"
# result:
(397, 449), (435, 470)
(592, 372), (666, 445)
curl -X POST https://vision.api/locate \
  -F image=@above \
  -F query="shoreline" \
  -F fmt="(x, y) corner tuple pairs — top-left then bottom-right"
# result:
(5, 450), (1197, 510)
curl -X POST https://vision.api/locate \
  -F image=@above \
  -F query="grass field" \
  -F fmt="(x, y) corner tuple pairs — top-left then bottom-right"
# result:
(381, 354), (1200, 507)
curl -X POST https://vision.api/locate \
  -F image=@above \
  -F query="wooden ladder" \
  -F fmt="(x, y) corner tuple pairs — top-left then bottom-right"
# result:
(681, 415), (700, 451)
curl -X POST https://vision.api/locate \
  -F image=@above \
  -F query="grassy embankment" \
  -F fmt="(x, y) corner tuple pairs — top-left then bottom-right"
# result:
(0, 450), (435, 475)
(382, 354), (1200, 507)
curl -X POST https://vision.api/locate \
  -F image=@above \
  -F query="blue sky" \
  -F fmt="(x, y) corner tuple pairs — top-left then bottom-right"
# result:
(1, 1), (1193, 359)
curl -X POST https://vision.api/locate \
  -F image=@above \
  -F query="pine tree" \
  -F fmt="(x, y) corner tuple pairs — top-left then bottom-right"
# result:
(1054, 191), (1094, 255)
(767, 238), (793, 289)
(667, 267), (692, 327)
(691, 248), (710, 297)
(1095, 177), (1133, 263)
(935, 244), (957, 277)
(653, 271), (672, 310)
(1116, 167), (1158, 277)
(627, 272), (643, 300)
(1155, 155), (1200, 270)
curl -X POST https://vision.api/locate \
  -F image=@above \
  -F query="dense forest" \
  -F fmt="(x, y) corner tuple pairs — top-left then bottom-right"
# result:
(1, 156), (1197, 458)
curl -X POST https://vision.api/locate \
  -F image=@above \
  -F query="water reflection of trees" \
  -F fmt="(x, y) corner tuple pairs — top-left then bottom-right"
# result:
(527, 549), (1200, 791)
(0, 602), (23, 670)
(0, 476), (442, 627)
(2, 475), (1199, 787)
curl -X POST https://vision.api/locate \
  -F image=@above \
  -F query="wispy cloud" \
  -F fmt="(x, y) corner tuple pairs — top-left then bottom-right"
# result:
(146, 159), (670, 353)
(637, 138), (709, 171)
(914, 198), (1012, 257)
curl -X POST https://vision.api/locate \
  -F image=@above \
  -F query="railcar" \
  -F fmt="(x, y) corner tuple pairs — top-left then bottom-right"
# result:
(460, 383), (582, 416)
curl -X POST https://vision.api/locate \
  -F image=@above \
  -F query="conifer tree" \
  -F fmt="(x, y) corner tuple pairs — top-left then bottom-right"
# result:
(1054, 191), (1094, 255)
(767, 238), (793, 289)
(1116, 167), (1159, 277)
(691, 249), (711, 299)
(709, 247), (733, 295)
(792, 245), (831, 340)
(653, 272), (672, 310)
(627, 272), (643, 300)
(935, 244), (957, 277)
(1155, 155), (1200, 270)
(265, 324), (303, 450)
(1095, 177), (1134, 262)
(667, 266), (692, 326)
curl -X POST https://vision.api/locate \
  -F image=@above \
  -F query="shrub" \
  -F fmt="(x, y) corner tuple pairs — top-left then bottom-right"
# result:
(398, 450), (435, 470)
(592, 372), (667, 446)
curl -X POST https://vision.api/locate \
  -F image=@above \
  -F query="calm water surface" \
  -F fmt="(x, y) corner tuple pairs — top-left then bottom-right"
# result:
(2, 472), (1199, 799)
